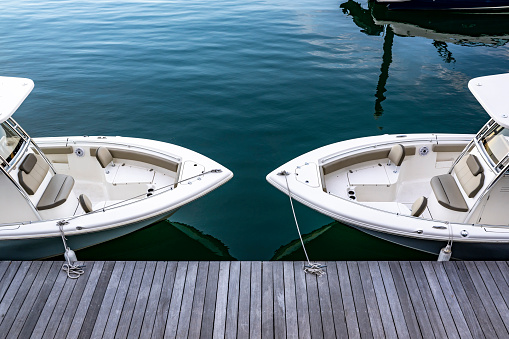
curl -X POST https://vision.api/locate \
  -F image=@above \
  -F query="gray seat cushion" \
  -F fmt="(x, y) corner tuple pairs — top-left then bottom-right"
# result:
(79, 194), (93, 213)
(37, 174), (75, 210)
(431, 174), (468, 212)
(96, 147), (113, 168)
(388, 144), (405, 166)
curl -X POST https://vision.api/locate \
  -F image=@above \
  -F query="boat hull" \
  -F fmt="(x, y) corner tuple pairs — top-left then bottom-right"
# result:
(347, 223), (509, 260)
(267, 133), (509, 260)
(0, 209), (177, 260)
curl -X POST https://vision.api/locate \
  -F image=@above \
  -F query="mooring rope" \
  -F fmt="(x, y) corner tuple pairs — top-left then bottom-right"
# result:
(278, 170), (326, 276)
(58, 222), (85, 279)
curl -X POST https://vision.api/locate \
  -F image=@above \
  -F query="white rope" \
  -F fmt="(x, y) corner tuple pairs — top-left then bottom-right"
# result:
(58, 222), (85, 279)
(279, 170), (326, 277)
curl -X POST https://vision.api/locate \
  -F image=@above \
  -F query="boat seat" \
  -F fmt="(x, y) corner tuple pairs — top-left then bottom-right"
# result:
(388, 144), (405, 166)
(411, 196), (427, 217)
(37, 174), (75, 210)
(18, 153), (50, 195)
(430, 154), (484, 212)
(96, 147), (113, 168)
(18, 153), (75, 210)
(79, 194), (93, 213)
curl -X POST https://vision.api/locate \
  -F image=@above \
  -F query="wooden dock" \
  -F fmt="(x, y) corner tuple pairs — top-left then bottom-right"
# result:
(0, 261), (508, 338)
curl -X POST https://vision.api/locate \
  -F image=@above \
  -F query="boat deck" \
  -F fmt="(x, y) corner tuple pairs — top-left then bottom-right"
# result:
(0, 260), (508, 338)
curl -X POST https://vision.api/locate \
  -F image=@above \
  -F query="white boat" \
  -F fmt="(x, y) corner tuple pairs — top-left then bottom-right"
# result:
(0, 76), (233, 260)
(267, 73), (509, 260)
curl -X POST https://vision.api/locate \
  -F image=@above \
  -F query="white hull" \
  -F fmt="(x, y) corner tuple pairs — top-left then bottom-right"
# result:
(267, 133), (509, 259)
(0, 136), (233, 260)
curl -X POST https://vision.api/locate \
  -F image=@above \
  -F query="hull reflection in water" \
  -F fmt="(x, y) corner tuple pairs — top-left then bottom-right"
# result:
(71, 220), (236, 261)
(370, 3), (509, 47)
(272, 222), (436, 261)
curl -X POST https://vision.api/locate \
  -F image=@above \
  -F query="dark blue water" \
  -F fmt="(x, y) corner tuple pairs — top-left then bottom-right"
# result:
(3, 0), (509, 260)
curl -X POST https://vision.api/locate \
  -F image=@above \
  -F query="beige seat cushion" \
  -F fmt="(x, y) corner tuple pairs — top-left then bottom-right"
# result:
(453, 154), (484, 198)
(96, 147), (113, 168)
(431, 174), (468, 212)
(79, 194), (93, 213)
(411, 196), (427, 217)
(388, 144), (405, 166)
(37, 174), (75, 210)
(18, 153), (50, 195)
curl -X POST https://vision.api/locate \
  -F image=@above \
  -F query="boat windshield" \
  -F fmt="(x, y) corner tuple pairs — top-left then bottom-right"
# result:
(0, 122), (24, 163)
(480, 124), (509, 166)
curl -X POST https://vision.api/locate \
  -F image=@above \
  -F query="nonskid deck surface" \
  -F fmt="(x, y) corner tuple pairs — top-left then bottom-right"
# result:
(0, 260), (506, 338)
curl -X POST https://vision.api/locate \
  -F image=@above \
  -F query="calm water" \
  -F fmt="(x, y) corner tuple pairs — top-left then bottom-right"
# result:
(3, 0), (509, 260)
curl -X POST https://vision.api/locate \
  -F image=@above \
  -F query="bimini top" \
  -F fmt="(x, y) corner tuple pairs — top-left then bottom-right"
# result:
(469, 73), (509, 129)
(0, 76), (34, 124)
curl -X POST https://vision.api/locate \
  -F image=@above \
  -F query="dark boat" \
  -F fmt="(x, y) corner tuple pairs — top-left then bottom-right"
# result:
(375, 0), (509, 11)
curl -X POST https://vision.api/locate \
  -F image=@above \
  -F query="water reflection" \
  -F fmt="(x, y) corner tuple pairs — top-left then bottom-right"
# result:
(272, 221), (436, 261)
(340, 0), (509, 125)
(73, 220), (236, 261)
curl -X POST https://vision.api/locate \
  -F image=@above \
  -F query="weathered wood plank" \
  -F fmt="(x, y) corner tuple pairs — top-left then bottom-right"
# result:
(347, 262), (373, 339)
(212, 261), (230, 339)
(0, 261), (12, 289)
(165, 261), (189, 339)
(54, 262), (101, 339)
(398, 262), (435, 339)
(418, 262), (461, 339)
(367, 261), (397, 339)
(306, 263), (324, 339)
(325, 261), (347, 339)
(188, 261), (209, 339)
(317, 263), (336, 339)
(283, 261), (298, 339)
(4, 261), (54, 339)
(388, 261), (422, 339)
(89, 261), (127, 339)
(424, 262), (472, 339)
(441, 262), (487, 339)
(238, 261), (251, 338)
(102, 261), (137, 339)
(0, 261), (35, 331)
(261, 261), (274, 339)
(466, 261), (509, 334)
(17, 262), (62, 339)
(273, 261), (286, 339)
(293, 262), (311, 339)
(250, 261), (262, 339)
(139, 261), (169, 338)
(336, 261), (359, 339)
(0, 261), (22, 303)
(357, 261), (384, 339)
(225, 261), (241, 339)
(151, 262), (178, 339)
(69, 261), (114, 339)
(176, 261), (199, 339)
(409, 261), (448, 339)
(200, 261), (220, 339)
(127, 261), (157, 339)
(378, 261), (410, 339)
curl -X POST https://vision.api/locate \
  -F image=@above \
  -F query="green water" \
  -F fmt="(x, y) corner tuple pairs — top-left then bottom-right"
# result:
(3, 0), (509, 260)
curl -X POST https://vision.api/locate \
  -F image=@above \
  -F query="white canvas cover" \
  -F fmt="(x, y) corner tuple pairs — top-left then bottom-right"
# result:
(469, 73), (509, 129)
(0, 76), (34, 123)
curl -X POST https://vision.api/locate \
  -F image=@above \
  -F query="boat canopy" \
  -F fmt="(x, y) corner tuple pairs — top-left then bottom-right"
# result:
(0, 77), (34, 124)
(469, 73), (509, 129)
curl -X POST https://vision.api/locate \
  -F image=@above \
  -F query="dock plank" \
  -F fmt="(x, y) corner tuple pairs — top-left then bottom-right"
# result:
(0, 260), (506, 339)
(357, 261), (384, 339)
(261, 261), (274, 339)
(139, 261), (168, 338)
(238, 261), (251, 338)
(188, 261), (209, 339)
(200, 261), (220, 339)
(177, 261), (199, 339)
(225, 261), (241, 339)
(89, 261), (127, 339)
(250, 261), (262, 339)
